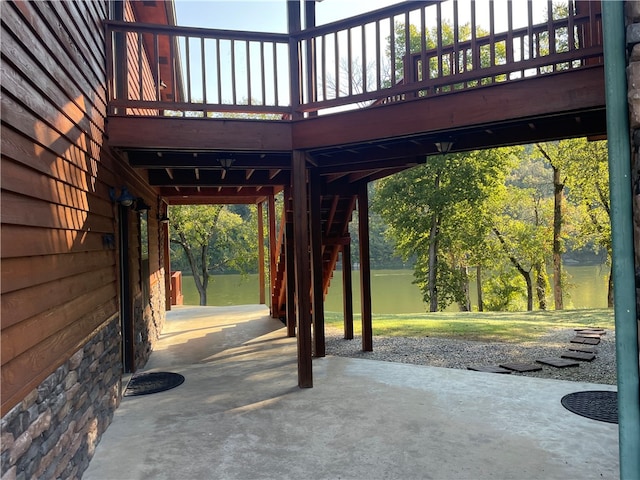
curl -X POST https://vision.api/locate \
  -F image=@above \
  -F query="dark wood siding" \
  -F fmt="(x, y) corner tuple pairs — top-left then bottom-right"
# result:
(0, 0), (119, 415)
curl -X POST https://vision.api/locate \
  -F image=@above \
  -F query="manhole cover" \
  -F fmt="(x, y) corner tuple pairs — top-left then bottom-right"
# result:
(561, 390), (618, 424)
(124, 372), (185, 397)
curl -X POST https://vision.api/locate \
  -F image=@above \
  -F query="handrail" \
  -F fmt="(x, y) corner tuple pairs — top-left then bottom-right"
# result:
(105, 0), (603, 119)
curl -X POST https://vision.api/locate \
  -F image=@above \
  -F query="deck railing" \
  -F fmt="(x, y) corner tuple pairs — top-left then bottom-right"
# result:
(105, 0), (602, 118)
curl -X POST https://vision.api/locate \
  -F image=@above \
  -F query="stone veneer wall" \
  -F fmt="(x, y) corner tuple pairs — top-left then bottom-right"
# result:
(0, 317), (121, 480)
(133, 278), (166, 369)
(627, 2), (640, 336)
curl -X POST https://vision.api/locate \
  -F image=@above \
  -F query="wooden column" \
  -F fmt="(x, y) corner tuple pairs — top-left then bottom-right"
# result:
(268, 194), (277, 315)
(309, 169), (325, 357)
(342, 242), (354, 339)
(287, 0), (302, 119)
(292, 150), (313, 388)
(257, 201), (266, 305)
(285, 187), (296, 337)
(358, 183), (373, 352)
(161, 203), (171, 311)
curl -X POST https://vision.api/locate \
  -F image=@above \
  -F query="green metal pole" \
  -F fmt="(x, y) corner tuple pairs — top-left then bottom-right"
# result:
(602, 2), (640, 478)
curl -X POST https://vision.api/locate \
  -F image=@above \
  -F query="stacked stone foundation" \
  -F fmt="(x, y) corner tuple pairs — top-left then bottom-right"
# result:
(1, 317), (121, 480)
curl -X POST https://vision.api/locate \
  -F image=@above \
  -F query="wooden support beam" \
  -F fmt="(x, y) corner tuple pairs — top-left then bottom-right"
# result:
(342, 243), (354, 340)
(292, 150), (313, 387)
(268, 194), (277, 316)
(257, 201), (266, 305)
(358, 183), (373, 352)
(285, 192), (296, 337)
(309, 169), (325, 357)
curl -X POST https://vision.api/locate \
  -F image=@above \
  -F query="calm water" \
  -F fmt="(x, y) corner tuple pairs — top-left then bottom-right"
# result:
(180, 265), (610, 312)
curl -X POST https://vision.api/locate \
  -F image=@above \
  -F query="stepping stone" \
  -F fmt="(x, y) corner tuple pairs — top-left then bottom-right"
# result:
(499, 362), (543, 373)
(575, 330), (606, 336)
(573, 333), (603, 339)
(536, 357), (580, 368)
(568, 346), (597, 354)
(575, 327), (605, 333)
(467, 365), (512, 374)
(570, 336), (600, 345)
(561, 351), (596, 362)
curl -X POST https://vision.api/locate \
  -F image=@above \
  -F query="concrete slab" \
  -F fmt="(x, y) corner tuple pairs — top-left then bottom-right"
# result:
(83, 305), (619, 480)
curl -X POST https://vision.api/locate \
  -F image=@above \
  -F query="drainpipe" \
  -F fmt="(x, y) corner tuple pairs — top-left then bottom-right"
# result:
(602, 2), (640, 478)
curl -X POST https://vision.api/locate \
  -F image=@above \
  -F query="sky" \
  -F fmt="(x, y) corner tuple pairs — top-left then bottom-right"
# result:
(174, 0), (402, 32)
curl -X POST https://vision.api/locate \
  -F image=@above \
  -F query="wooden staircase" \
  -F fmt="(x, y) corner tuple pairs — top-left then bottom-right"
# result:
(271, 192), (357, 319)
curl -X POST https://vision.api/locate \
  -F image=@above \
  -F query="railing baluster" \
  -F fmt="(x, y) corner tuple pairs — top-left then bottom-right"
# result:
(155, 34), (161, 101)
(420, 6), (426, 83)
(216, 38), (222, 105)
(273, 42), (279, 107)
(185, 35), (192, 103)
(321, 35), (327, 100)
(260, 42), (266, 106)
(246, 41), (251, 105)
(201, 37), (207, 104)
(452, 0), (458, 77)
(334, 31), (339, 98)
(231, 39), (237, 105)
(389, 16), (396, 85)
(362, 24), (366, 93)
(137, 33), (143, 101)
(347, 28), (352, 96)
(375, 20), (381, 91)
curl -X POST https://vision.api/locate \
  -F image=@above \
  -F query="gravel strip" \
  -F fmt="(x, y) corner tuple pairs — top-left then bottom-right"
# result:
(325, 327), (617, 385)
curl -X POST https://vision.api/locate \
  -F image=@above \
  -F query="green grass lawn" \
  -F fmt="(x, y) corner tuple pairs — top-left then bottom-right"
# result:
(324, 309), (615, 343)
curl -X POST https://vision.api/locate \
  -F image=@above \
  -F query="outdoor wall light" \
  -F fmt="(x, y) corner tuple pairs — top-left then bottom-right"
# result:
(434, 141), (454, 154)
(109, 186), (136, 207)
(158, 214), (170, 224)
(134, 197), (151, 212)
(219, 158), (235, 170)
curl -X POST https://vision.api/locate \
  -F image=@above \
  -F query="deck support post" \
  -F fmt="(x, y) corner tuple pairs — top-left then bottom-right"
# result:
(292, 150), (313, 387)
(602, 2), (640, 477)
(285, 187), (296, 337)
(310, 169), (325, 357)
(268, 194), (277, 315)
(342, 242), (354, 340)
(257, 201), (265, 305)
(358, 183), (373, 351)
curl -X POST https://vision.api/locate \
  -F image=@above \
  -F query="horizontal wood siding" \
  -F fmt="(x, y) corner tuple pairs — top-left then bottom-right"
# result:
(0, 0), (119, 415)
(125, 0), (159, 116)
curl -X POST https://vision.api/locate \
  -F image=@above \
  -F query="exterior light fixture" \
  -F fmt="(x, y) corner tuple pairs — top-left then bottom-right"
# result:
(109, 186), (136, 207)
(219, 158), (235, 170)
(158, 214), (170, 224)
(434, 141), (454, 154)
(159, 80), (167, 90)
(134, 197), (151, 212)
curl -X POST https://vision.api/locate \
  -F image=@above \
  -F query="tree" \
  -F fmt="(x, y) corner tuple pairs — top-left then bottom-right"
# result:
(169, 204), (258, 305)
(372, 147), (516, 311)
(553, 139), (612, 305)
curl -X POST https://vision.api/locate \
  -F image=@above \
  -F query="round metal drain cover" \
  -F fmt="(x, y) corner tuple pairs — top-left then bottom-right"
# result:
(561, 390), (617, 424)
(124, 372), (185, 397)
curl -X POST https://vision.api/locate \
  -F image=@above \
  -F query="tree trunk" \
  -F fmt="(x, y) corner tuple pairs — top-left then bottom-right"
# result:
(428, 212), (439, 312)
(535, 263), (547, 310)
(459, 265), (471, 311)
(493, 227), (534, 311)
(476, 265), (483, 312)
(428, 172), (441, 312)
(552, 163), (564, 310)
(524, 272), (534, 311)
(176, 232), (209, 305)
(607, 264), (614, 308)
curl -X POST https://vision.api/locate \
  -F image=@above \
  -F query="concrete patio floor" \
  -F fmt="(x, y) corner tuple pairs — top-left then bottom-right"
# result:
(83, 305), (619, 480)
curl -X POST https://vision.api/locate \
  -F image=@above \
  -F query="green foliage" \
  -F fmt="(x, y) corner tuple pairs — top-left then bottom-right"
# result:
(323, 309), (614, 343)
(372, 147), (518, 311)
(169, 204), (259, 305)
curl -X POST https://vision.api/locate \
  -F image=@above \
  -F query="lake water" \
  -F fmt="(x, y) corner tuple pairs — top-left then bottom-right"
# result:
(179, 265), (611, 313)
